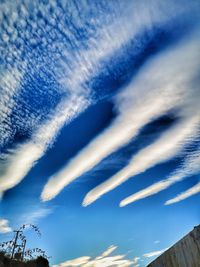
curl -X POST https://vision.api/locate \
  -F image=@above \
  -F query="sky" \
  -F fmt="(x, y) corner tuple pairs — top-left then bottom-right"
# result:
(0, 0), (200, 266)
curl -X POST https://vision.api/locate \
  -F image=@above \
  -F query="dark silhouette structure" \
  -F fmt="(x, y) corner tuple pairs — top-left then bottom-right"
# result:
(0, 252), (49, 267)
(0, 224), (50, 267)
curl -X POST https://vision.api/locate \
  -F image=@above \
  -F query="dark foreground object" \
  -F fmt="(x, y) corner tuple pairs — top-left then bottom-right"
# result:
(0, 254), (49, 267)
(147, 225), (200, 267)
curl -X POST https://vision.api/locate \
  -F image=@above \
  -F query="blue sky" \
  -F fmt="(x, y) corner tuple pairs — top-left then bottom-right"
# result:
(0, 0), (200, 266)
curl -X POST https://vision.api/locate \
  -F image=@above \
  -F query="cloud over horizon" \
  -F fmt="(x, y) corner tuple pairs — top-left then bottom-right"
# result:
(53, 245), (135, 267)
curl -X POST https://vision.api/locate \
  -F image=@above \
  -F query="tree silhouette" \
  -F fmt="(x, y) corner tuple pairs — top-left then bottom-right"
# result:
(0, 225), (50, 267)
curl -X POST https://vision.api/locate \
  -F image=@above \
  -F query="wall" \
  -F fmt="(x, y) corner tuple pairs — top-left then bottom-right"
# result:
(147, 225), (200, 267)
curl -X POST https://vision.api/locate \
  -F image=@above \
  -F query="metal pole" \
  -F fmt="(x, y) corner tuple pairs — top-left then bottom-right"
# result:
(22, 239), (26, 261)
(11, 230), (23, 259)
(11, 231), (20, 259)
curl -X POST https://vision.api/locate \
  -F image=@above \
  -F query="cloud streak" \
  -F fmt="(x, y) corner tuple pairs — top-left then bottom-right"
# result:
(119, 148), (200, 206)
(165, 182), (200, 205)
(84, 114), (199, 207)
(41, 34), (200, 202)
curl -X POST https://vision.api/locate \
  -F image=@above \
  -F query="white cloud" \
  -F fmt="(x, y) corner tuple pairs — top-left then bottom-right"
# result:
(97, 245), (117, 259)
(143, 247), (168, 258)
(1, 1), (199, 204)
(53, 256), (91, 267)
(1, 13), (131, 195)
(41, 34), (200, 203)
(1, 1), (155, 196)
(53, 246), (135, 267)
(165, 182), (200, 205)
(84, 114), (199, 207)
(119, 149), (200, 206)
(0, 219), (12, 234)
(0, 71), (89, 196)
(0, 142), (45, 193)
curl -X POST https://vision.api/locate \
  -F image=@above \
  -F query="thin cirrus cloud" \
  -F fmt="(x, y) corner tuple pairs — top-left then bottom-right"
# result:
(165, 182), (200, 205)
(119, 148), (200, 206)
(41, 34), (200, 203)
(21, 207), (52, 225)
(53, 245), (134, 267)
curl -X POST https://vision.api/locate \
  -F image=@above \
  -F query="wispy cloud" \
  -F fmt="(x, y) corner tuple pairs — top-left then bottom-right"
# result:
(21, 207), (52, 225)
(143, 247), (168, 258)
(53, 245), (134, 267)
(165, 182), (200, 205)
(119, 148), (200, 206)
(42, 34), (200, 203)
(0, 219), (12, 234)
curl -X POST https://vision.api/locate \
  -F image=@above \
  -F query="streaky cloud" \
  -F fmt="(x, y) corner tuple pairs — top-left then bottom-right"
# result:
(53, 256), (91, 267)
(165, 182), (200, 205)
(119, 147), (200, 206)
(41, 35), (200, 202)
(1, 7), (139, 195)
(84, 114), (199, 207)
(0, 95), (88, 195)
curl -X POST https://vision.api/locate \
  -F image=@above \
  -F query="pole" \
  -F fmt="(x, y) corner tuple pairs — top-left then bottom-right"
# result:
(22, 239), (26, 261)
(11, 230), (22, 259)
